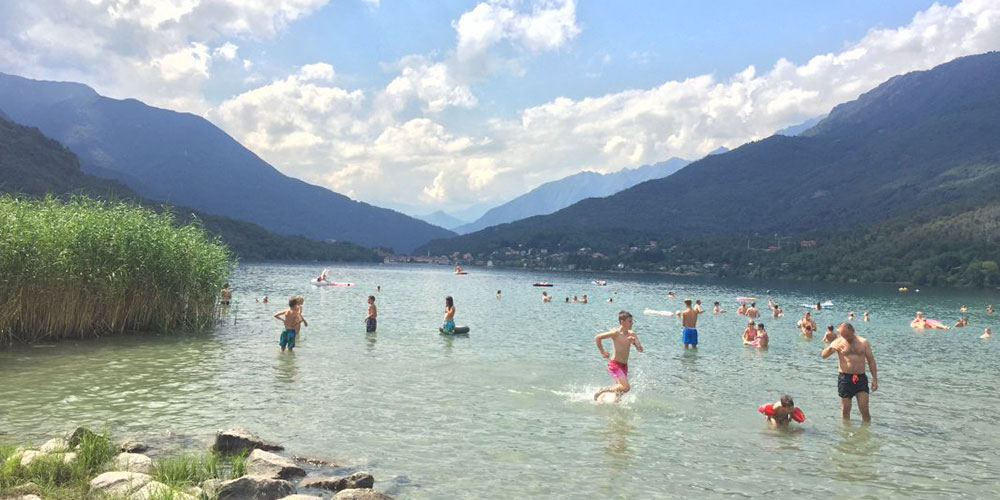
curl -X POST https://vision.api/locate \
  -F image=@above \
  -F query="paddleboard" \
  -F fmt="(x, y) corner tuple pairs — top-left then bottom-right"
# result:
(736, 296), (756, 302)
(440, 326), (471, 335)
(643, 308), (675, 317)
(801, 301), (834, 308)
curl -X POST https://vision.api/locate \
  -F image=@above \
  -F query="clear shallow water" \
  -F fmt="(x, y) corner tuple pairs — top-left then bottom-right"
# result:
(2, 263), (1000, 499)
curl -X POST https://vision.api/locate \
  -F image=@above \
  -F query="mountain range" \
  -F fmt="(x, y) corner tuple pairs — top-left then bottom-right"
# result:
(0, 114), (381, 262)
(0, 73), (453, 253)
(421, 52), (1000, 260)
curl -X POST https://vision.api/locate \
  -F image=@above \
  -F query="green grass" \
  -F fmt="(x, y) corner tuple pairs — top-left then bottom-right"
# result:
(0, 195), (234, 344)
(1, 431), (248, 500)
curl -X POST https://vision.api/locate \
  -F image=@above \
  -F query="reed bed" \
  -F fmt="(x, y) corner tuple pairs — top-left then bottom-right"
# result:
(0, 195), (233, 344)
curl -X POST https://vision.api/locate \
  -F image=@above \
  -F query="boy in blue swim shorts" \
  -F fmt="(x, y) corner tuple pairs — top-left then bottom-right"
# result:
(679, 299), (702, 349)
(274, 296), (308, 352)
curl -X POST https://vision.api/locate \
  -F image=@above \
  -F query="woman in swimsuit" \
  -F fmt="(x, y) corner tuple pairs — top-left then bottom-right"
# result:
(755, 323), (769, 348)
(742, 319), (757, 345)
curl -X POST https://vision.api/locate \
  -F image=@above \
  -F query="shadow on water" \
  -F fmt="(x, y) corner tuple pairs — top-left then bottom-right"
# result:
(366, 332), (377, 352)
(596, 407), (637, 500)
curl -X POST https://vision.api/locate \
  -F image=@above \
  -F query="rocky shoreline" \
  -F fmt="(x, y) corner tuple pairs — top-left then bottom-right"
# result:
(1, 427), (396, 500)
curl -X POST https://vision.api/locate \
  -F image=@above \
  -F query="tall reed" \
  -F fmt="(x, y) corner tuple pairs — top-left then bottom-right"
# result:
(0, 195), (233, 344)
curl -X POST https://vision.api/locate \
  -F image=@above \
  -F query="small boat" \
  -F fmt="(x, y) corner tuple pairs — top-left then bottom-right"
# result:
(593, 279), (608, 286)
(532, 282), (554, 287)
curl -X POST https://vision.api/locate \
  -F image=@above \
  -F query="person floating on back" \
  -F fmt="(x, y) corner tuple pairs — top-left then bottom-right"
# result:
(680, 299), (702, 349)
(274, 296), (308, 353)
(593, 310), (644, 402)
(758, 395), (805, 427)
(366, 295), (377, 333)
(442, 296), (456, 334)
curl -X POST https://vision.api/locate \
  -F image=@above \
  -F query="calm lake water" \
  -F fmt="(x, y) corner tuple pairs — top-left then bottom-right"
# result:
(2, 263), (1000, 499)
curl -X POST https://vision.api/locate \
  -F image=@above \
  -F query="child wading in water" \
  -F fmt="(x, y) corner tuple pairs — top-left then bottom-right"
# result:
(274, 296), (308, 352)
(442, 296), (456, 333)
(594, 310), (644, 402)
(366, 295), (377, 333)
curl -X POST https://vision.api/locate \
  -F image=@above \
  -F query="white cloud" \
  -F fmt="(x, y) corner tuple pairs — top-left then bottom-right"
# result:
(0, 0), (330, 113)
(454, 0), (579, 62)
(213, 42), (239, 60)
(383, 57), (477, 113)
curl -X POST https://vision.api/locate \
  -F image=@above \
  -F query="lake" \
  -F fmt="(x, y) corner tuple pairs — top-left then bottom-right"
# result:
(2, 263), (999, 499)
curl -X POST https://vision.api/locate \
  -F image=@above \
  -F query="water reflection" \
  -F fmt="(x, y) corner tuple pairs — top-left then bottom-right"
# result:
(366, 332), (378, 352)
(832, 422), (880, 482)
(275, 351), (299, 384)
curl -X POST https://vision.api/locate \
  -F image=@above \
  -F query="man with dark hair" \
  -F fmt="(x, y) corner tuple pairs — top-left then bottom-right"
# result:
(594, 310), (644, 402)
(680, 299), (702, 349)
(821, 323), (878, 422)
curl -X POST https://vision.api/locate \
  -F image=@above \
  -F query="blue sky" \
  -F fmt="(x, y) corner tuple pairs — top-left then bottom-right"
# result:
(1, 0), (997, 220)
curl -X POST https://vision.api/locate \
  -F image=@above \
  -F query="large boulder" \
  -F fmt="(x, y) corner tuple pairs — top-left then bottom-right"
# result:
(333, 489), (395, 500)
(277, 496), (324, 500)
(132, 481), (199, 500)
(115, 452), (154, 474)
(89, 471), (152, 496)
(300, 472), (375, 492)
(246, 449), (306, 480)
(40, 438), (69, 453)
(217, 476), (295, 500)
(214, 428), (284, 454)
(201, 478), (224, 499)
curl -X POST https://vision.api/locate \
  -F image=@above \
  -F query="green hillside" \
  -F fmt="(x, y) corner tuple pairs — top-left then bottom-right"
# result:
(0, 116), (380, 262)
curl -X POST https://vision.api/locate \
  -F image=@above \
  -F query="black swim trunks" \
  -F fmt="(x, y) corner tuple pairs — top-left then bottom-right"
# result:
(366, 317), (377, 333)
(838, 373), (869, 398)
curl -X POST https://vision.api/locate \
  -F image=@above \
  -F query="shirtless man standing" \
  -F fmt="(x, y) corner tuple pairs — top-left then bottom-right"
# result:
(821, 323), (878, 422)
(680, 299), (702, 349)
(594, 310), (644, 402)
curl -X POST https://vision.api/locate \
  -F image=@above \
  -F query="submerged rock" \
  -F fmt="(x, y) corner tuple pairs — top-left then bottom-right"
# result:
(119, 438), (150, 453)
(214, 428), (284, 454)
(217, 475), (295, 500)
(332, 489), (395, 500)
(246, 449), (306, 480)
(89, 471), (152, 496)
(300, 472), (375, 492)
(115, 452), (154, 474)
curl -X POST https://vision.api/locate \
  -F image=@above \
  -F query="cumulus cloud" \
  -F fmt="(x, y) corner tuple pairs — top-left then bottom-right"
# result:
(0, 0), (329, 112)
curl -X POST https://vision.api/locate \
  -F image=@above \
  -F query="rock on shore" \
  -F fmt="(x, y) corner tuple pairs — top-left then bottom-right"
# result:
(333, 489), (396, 500)
(217, 475), (296, 500)
(214, 428), (284, 454)
(246, 449), (306, 480)
(300, 472), (375, 492)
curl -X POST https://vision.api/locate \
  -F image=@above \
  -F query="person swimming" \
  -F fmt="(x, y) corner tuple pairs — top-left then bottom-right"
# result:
(755, 323), (769, 348)
(954, 317), (968, 328)
(742, 319), (757, 345)
(758, 395), (805, 427)
(911, 311), (948, 329)
(822, 324), (836, 342)
(982, 327), (992, 339)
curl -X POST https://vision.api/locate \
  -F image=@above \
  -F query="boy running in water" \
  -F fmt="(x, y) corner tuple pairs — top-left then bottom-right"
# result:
(594, 311), (644, 402)
(274, 296), (307, 352)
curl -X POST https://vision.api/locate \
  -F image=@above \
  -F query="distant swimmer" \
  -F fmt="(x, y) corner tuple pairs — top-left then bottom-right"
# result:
(377, 285), (381, 293)
(565, 297), (570, 303)
(822, 325), (836, 343)
(667, 291), (676, 299)
(960, 305), (969, 313)
(848, 311), (855, 321)
(694, 300), (705, 314)
(442, 296), (456, 334)
(954, 317), (968, 328)
(982, 328), (992, 339)
(573, 295), (579, 303)
(365, 295), (377, 333)
(594, 310), (644, 402)
(741, 319), (756, 345)
(814, 302), (823, 311)
(680, 299), (702, 349)
(755, 323), (769, 348)
(542, 291), (552, 303)
(758, 395), (805, 427)
(607, 298), (613, 303)
(581, 294), (589, 304)
(987, 305), (995, 314)
(737, 302), (748, 316)
(821, 323), (878, 422)
(863, 311), (870, 322)
(746, 302), (759, 319)
(797, 311), (817, 335)
(496, 290), (502, 300)
(220, 283), (232, 306)
(910, 311), (948, 330)
(713, 301), (726, 314)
